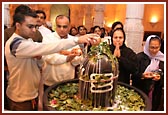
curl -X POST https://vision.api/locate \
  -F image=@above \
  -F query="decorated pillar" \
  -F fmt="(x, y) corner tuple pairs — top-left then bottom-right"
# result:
(85, 5), (94, 31)
(124, 4), (144, 53)
(93, 4), (105, 27)
(78, 5), (85, 26)
(4, 4), (10, 27)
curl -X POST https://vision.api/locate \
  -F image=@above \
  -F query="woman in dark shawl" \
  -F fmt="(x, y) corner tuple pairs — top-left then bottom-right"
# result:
(110, 28), (137, 85)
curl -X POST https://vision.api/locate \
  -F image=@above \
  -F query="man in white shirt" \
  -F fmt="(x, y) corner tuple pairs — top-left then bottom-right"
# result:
(35, 10), (52, 37)
(42, 15), (84, 89)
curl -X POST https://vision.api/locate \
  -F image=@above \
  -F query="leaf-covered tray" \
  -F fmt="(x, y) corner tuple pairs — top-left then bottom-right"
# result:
(43, 79), (151, 111)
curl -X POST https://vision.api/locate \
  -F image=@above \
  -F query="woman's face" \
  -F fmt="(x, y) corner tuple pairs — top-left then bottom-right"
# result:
(94, 27), (101, 36)
(71, 28), (78, 36)
(79, 27), (86, 35)
(149, 39), (161, 56)
(112, 30), (124, 47)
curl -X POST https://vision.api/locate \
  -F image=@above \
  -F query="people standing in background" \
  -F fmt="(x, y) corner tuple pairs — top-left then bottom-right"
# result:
(44, 21), (54, 32)
(132, 35), (164, 111)
(87, 25), (102, 52)
(69, 26), (78, 36)
(100, 27), (111, 45)
(93, 26), (102, 37)
(76, 25), (88, 53)
(35, 10), (52, 37)
(108, 21), (124, 37)
(110, 28), (137, 85)
(100, 27), (108, 38)
(76, 25), (87, 37)
(88, 27), (94, 34)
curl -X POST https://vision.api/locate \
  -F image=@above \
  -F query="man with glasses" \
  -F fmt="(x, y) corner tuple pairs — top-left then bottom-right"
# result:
(4, 5), (43, 110)
(4, 5), (43, 45)
(35, 10), (52, 38)
(5, 12), (100, 111)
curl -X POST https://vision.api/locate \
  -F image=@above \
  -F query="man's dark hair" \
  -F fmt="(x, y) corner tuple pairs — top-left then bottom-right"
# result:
(35, 10), (46, 19)
(12, 5), (32, 26)
(13, 11), (37, 25)
(14, 4), (32, 15)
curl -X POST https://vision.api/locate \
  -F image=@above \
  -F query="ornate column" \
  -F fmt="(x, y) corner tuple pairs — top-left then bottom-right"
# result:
(93, 4), (105, 27)
(85, 5), (93, 31)
(4, 4), (10, 27)
(124, 4), (144, 53)
(69, 5), (77, 26)
(77, 5), (85, 26)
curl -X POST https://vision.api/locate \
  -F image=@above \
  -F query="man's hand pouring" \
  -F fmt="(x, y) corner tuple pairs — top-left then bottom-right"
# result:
(76, 34), (101, 46)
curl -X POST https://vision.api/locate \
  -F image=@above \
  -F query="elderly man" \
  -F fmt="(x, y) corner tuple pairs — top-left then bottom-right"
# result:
(42, 15), (86, 89)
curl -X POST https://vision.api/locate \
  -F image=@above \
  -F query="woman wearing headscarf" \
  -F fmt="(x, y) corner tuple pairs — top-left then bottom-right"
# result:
(110, 28), (137, 85)
(132, 35), (164, 111)
(108, 21), (124, 37)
